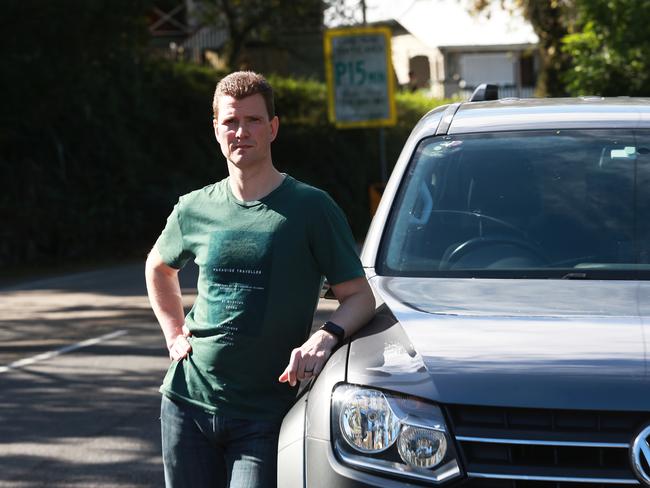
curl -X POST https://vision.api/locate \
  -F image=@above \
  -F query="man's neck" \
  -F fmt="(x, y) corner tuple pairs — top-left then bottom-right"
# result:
(227, 162), (285, 202)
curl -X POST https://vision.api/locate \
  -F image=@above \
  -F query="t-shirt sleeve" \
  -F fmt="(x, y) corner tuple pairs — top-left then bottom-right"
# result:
(154, 201), (194, 269)
(309, 192), (365, 285)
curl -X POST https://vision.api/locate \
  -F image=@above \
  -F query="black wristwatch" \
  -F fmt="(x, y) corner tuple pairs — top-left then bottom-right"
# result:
(320, 320), (345, 344)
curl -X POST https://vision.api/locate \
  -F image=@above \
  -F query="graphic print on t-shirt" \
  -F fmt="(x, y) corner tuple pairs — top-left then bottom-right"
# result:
(205, 230), (273, 344)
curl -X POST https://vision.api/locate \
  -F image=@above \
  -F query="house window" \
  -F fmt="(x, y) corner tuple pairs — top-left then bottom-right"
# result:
(459, 53), (515, 87)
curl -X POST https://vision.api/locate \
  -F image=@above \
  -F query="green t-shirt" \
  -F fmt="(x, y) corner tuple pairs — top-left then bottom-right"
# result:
(155, 175), (364, 421)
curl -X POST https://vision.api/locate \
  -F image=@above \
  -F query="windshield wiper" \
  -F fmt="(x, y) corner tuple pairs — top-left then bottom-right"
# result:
(560, 272), (589, 280)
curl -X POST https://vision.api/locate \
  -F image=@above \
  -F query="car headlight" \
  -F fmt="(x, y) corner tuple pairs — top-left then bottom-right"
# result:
(339, 388), (400, 453)
(398, 425), (447, 468)
(332, 384), (461, 484)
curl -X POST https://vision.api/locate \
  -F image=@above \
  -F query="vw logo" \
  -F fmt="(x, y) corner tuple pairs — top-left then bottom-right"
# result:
(631, 425), (650, 486)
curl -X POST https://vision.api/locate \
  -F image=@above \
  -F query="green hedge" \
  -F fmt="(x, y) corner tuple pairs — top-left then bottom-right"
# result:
(2, 56), (450, 270)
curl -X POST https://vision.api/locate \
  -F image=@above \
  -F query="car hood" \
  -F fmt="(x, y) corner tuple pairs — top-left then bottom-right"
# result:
(347, 277), (650, 411)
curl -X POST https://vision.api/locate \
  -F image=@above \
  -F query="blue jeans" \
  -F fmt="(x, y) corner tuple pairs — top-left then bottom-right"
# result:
(160, 395), (281, 488)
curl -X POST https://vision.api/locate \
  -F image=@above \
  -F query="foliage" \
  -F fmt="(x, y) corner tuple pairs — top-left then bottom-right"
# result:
(470, 0), (575, 96)
(324, 0), (368, 26)
(562, 0), (650, 96)
(194, 0), (324, 71)
(1, 0), (220, 268)
(471, 0), (650, 97)
(3, 0), (141, 264)
(269, 76), (329, 124)
(1, 1), (451, 270)
(395, 90), (457, 128)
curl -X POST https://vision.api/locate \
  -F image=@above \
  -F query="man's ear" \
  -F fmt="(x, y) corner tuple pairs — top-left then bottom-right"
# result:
(270, 116), (279, 142)
(212, 117), (220, 138)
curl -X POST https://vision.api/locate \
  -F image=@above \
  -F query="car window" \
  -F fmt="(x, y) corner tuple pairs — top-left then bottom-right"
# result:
(379, 129), (650, 279)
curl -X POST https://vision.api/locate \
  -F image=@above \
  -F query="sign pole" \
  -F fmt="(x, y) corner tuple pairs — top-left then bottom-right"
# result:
(379, 127), (387, 183)
(358, 1), (389, 184)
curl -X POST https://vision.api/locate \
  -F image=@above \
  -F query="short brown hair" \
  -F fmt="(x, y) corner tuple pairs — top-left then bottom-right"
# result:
(212, 71), (275, 119)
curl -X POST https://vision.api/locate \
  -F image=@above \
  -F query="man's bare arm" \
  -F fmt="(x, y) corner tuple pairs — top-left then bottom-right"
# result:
(279, 276), (375, 386)
(145, 247), (191, 360)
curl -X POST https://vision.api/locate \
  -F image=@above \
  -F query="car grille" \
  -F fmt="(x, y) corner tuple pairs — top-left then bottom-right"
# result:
(445, 404), (650, 487)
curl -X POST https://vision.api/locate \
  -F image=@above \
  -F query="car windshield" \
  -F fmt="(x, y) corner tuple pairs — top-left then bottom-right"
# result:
(379, 129), (650, 279)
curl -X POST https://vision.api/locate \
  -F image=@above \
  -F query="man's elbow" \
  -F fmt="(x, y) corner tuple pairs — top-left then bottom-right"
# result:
(353, 280), (376, 323)
(145, 247), (176, 279)
(145, 248), (159, 277)
(364, 286), (377, 320)
(368, 289), (377, 311)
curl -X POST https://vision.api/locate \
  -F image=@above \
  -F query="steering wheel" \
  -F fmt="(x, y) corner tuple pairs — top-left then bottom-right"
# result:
(429, 210), (547, 269)
(429, 209), (529, 238)
(439, 236), (549, 270)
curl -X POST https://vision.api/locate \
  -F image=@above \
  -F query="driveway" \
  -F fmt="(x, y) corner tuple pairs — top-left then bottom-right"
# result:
(0, 262), (337, 487)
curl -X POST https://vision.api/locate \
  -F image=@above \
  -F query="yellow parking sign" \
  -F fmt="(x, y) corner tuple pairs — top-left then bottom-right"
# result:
(324, 26), (397, 128)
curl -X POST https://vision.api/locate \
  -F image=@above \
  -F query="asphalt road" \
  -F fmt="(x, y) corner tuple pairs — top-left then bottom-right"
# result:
(0, 262), (337, 487)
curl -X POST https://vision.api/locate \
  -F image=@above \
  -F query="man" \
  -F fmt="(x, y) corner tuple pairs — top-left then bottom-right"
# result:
(145, 71), (375, 488)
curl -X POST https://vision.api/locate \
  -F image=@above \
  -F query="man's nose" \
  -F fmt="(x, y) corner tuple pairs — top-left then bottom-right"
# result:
(235, 123), (249, 138)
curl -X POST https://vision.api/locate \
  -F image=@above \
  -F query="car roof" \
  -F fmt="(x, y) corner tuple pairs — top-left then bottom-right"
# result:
(440, 97), (650, 134)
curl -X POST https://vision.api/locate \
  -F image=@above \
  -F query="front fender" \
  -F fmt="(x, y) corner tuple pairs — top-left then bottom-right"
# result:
(278, 342), (349, 487)
(277, 393), (308, 488)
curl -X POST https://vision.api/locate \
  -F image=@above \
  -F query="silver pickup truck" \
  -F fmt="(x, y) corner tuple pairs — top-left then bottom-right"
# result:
(278, 93), (650, 488)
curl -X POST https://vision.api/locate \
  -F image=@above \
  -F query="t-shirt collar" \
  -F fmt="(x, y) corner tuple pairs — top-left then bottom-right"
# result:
(226, 173), (291, 208)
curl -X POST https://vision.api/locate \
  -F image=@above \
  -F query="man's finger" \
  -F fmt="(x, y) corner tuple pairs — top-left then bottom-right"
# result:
(297, 357), (307, 379)
(312, 359), (325, 376)
(315, 349), (332, 375)
(178, 336), (191, 352)
(278, 369), (289, 383)
(170, 344), (181, 361)
(182, 325), (192, 337)
(170, 336), (191, 361)
(171, 344), (183, 361)
(302, 362), (315, 373)
(287, 349), (302, 387)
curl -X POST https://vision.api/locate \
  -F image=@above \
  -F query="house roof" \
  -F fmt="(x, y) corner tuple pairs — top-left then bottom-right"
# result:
(363, 0), (538, 48)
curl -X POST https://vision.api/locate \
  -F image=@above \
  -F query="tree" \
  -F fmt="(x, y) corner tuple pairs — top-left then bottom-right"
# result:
(323, 0), (368, 26)
(1, 0), (155, 266)
(562, 0), (650, 96)
(194, 0), (324, 71)
(471, 0), (575, 96)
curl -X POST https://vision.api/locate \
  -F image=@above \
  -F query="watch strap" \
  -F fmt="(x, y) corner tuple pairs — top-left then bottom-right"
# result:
(320, 320), (345, 344)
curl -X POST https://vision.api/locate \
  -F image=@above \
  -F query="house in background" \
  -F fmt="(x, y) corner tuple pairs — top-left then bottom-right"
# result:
(147, 0), (324, 78)
(368, 0), (539, 98)
(148, 0), (538, 97)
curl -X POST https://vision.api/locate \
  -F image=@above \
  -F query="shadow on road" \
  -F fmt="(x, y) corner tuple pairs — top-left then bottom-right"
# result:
(0, 322), (168, 487)
(1, 261), (199, 296)
(0, 261), (338, 487)
(0, 263), (183, 487)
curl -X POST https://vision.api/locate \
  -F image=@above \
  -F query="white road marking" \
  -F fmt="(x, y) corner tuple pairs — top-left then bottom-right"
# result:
(0, 330), (129, 374)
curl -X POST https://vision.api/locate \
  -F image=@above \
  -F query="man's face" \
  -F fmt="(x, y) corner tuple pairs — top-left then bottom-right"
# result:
(213, 94), (279, 170)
